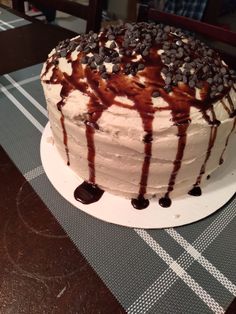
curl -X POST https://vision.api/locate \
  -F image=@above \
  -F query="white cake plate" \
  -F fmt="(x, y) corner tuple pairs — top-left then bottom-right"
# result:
(40, 122), (236, 229)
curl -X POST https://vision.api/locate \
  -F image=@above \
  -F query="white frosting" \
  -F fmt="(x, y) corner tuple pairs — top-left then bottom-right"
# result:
(42, 74), (236, 199)
(58, 58), (72, 76)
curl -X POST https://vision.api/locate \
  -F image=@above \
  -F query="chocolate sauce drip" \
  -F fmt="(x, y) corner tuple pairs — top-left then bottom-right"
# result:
(42, 24), (235, 208)
(54, 70), (77, 166)
(85, 122), (96, 183)
(219, 157), (224, 165)
(159, 104), (190, 207)
(84, 69), (115, 185)
(139, 131), (153, 201)
(219, 94), (236, 165)
(60, 113), (70, 165)
(57, 95), (70, 165)
(202, 106), (220, 126)
(131, 196), (149, 209)
(226, 93), (235, 113)
(138, 129), (153, 198)
(132, 47), (162, 205)
(41, 58), (55, 78)
(219, 115), (236, 165)
(159, 196), (171, 208)
(220, 99), (231, 117)
(188, 186), (202, 196)
(190, 106), (219, 193)
(230, 110), (236, 118)
(74, 181), (104, 204)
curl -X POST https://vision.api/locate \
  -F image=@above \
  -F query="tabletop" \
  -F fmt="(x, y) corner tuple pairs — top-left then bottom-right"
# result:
(0, 5), (77, 75)
(0, 5), (125, 313)
(0, 4), (236, 314)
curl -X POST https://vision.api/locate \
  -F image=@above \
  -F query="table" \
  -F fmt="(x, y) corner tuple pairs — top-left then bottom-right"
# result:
(0, 4), (236, 314)
(0, 5), (125, 313)
(0, 5), (78, 75)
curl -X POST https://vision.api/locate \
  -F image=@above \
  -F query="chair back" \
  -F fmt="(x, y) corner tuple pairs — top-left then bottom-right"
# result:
(137, 4), (236, 69)
(12, 0), (103, 33)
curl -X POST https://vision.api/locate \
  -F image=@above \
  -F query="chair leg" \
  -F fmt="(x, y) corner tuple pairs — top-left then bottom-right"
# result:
(12, 0), (25, 13)
(42, 7), (56, 23)
(86, 0), (103, 33)
(202, 0), (222, 24)
(137, 4), (149, 22)
(31, 3), (56, 23)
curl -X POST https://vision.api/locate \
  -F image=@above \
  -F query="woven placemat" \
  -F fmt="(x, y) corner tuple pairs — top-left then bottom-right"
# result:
(0, 63), (236, 313)
(0, 6), (30, 31)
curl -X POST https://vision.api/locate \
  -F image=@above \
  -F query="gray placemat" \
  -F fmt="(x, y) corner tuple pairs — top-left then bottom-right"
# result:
(0, 64), (236, 314)
(0, 7), (30, 31)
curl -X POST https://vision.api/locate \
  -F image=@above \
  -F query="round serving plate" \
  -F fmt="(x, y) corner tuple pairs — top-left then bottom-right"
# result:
(41, 122), (236, 229)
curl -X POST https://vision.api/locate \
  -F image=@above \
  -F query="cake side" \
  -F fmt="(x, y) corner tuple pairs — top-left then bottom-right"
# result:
(41, 22), (236, 208)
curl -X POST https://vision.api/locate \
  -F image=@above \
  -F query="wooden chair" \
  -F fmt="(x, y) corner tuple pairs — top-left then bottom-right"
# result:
(11, 0), (103, 33)
(137, 4), (236, 69)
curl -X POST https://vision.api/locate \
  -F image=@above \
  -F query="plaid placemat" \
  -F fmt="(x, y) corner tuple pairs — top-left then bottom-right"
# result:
(0, 64), (236, 313)
(0, 7), (30, 31)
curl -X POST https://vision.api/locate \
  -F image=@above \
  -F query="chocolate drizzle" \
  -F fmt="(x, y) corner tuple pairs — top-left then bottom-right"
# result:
(159, 100), (190, 207)
(41, 22), (236, 208)
(189, 107), (220, 193)
(219, 96), (236, 165)
(131, 101), (155, 209)
(221, 99), (231, 117)
(83, 93), (103, 184)
(188, 186), (202, 196)
(60, 113), (70, 166)
(159, 196), (172, 208)
(226, 93), (235, 114)
(57, 96), (71, 166)
(131, 196), (149, 209)
(74, 181), (104, 204)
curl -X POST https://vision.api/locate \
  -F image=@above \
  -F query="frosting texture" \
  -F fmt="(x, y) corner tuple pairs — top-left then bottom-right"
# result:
(41, 22), (236, 208)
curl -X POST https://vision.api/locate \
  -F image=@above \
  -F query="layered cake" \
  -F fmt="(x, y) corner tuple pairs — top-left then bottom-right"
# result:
(41, 22), (236, 208)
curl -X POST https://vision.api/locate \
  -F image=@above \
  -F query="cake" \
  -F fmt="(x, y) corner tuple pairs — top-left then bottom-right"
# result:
(41, 22), (236, 208)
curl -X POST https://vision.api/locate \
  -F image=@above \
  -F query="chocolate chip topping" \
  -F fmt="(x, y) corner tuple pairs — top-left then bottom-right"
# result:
(152, 91), (160, 98)
(52, 22), (235, 103)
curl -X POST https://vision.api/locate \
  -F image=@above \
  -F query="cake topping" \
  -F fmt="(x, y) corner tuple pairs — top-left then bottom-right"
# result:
(53, 22), (235, 99)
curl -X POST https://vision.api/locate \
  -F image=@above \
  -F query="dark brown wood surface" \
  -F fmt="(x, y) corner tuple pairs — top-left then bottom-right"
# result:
(0, 18), (76, 75)
(0, 5), (125, 313)
(0, 146), (125, 314)
(11, 0), (103, 33)
(226, 298), (236, 314)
